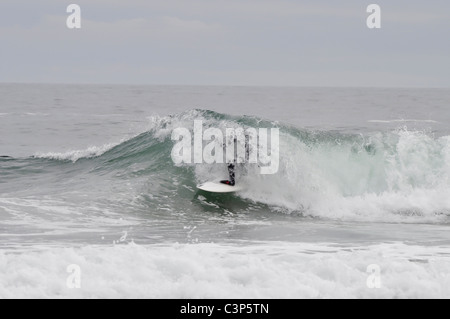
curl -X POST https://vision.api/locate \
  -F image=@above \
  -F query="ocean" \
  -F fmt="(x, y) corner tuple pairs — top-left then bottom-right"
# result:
(1, 84), (450, 298)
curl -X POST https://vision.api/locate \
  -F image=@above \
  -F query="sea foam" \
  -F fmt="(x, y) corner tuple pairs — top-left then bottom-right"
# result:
(0, 242), (449, 299)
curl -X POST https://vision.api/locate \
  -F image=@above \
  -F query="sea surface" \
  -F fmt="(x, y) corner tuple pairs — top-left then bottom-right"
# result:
(1, 84), (450, 298)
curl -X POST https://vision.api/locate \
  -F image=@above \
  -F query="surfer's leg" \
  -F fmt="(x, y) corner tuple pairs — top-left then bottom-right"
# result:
(228, 164), (235, 185)
(221, 164), (235, 186)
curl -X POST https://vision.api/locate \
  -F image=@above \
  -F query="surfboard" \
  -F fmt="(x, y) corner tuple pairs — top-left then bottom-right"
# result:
(197, 182), (244, 193)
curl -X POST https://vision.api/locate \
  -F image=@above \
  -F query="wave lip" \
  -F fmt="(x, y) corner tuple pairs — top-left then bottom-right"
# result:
(33, 143), (119, 163)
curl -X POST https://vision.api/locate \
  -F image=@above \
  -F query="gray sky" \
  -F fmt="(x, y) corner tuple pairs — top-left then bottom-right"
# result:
(0, 0), (449, 87)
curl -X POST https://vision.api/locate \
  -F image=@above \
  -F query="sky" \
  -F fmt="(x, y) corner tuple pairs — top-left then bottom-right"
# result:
(0, 0), (449, 87)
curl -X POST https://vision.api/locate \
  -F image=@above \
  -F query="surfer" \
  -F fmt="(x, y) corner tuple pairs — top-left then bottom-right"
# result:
(220, 135), (249, 187)
(221, 164), (236, 186)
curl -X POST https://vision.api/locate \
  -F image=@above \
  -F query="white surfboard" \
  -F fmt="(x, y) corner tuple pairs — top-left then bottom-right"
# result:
(197, 181), (244, 193)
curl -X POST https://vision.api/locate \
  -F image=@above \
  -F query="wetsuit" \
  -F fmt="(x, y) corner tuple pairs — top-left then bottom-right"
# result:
(221, 136), (249, 186)
(221, 164), (235, 186)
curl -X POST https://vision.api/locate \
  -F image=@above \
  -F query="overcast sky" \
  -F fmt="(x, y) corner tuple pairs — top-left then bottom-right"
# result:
(0, 0), (449, 87)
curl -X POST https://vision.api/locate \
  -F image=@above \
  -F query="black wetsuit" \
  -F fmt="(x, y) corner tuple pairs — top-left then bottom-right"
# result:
(221, 136), (249, 186)
(221, 164), (235, 186)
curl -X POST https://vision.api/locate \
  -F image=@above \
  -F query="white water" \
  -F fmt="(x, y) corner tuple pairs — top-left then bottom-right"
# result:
(1, 242), (449, 299)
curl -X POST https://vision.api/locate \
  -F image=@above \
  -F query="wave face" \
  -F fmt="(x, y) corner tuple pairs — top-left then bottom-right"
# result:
(3, 109), (450, 224)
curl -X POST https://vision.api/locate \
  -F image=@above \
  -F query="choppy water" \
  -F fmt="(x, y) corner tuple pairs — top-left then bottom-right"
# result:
(1, 84), (450, 298)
